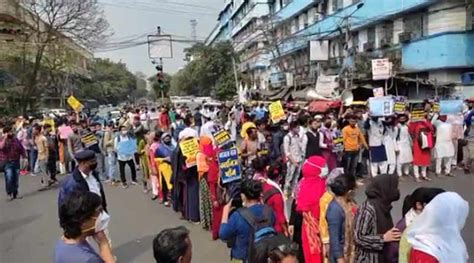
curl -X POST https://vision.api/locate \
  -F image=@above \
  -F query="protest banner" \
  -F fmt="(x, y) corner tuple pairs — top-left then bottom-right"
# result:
(332, 134), (344, 153)
(80, 131), (99, 149)
(410, 102), (426, 122)
(67, 96), (84, 112)
(218, 147), (241, 184)
(393, 96), (407, 114)
(440, 100), (463, 115)
(368, 96), (394, 116)
(212, 129), (232, 147)
(179, 138), (199, 168)
(432, 101), (440, 113)
(269, 100), (286, 123)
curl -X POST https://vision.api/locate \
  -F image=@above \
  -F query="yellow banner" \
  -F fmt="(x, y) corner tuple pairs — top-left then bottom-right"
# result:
(179, 138), (199, 168)
(269, 100), (286, 123)
(67, 96), (84, 112)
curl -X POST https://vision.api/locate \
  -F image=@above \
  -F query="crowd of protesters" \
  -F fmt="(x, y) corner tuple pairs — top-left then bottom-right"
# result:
(0, 98), (472, 263)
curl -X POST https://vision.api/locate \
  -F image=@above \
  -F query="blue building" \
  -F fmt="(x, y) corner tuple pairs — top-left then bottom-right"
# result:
(206, 0), (474, 99)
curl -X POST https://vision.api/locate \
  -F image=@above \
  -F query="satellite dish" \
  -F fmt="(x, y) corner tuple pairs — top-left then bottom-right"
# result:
(341, 89), (354, 106)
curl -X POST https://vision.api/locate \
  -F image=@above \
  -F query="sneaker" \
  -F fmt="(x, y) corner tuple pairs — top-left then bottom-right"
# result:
(151, 195), (158, 201)
(446, 173), (456, 177)
(422, 176), (432, 182)
(164, 201), (170, 207)
(122, 183), (129, 189)
(130, 181), (138, 186)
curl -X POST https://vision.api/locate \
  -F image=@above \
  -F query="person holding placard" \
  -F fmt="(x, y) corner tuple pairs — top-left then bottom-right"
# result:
(365, 116), (388, 177)
(432, 115), (455, 177)
(409, 116), (434, 182)
(395, 114), (413, 179)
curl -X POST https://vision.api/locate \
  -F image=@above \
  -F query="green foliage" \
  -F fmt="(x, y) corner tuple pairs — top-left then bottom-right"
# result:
(76, 58), (137, 104)
(170, 41), (238, 100)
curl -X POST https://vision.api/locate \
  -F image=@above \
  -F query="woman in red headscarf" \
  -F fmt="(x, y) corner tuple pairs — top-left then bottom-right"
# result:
(296, 156), (328, 263)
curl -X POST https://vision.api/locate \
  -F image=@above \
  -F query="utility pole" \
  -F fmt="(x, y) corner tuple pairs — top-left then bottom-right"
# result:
(231, 56), (240, 93)
(190, 19), (197, 42)
(156, 26), (165, 105)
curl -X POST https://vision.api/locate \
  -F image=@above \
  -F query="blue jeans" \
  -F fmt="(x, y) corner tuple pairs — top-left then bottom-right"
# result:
(106, 153), (118, 181)
(27, 149), (38, 172)
(4, 160), (20, 196)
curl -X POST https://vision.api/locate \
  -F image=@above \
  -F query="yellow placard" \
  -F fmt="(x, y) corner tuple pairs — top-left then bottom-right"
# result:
(179, 138), (199, 167)
(67, 96), (84, 112)
(42, 118), (56, 133)
(269, 100), (286, 123)
(213, 129), (232, 147)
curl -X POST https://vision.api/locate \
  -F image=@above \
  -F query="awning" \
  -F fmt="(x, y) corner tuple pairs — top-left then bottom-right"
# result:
(287, 86), (314, 101)
(308, 100), (341, 113)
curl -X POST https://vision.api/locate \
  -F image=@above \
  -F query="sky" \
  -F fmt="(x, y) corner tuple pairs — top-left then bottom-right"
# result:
(96, 0), (225, 78)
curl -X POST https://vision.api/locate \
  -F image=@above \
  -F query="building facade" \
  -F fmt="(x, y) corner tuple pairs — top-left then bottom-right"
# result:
(207, 0), (474, 99)
(0, 0), (93, 105)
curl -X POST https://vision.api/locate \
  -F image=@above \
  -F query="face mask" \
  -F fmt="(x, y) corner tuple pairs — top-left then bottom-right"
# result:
(283, 125), (289, 131)
(319, 165), (329, 178)
(121, 130), (128, 135)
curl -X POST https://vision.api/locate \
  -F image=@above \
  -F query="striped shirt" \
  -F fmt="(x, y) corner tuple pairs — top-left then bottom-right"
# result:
(353, 201), (385, 263)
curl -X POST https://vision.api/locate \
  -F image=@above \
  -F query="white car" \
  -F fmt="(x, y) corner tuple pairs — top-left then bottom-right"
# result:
(49, 108), (67, 117)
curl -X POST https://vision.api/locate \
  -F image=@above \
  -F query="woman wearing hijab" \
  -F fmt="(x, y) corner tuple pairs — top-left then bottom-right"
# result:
(387, 187), (444, 263)
(353, 174), (401, 263)
(196, 136), (214, 231)
(295, 156), (328, 263)
(155, 133), (176, 207)
(407, 192), (469, 263)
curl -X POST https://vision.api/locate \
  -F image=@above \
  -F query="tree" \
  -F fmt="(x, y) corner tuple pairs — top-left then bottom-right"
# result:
(76, 58), (137, 105)
(16, 0), (109, 112)
(170, 41), (239, 101)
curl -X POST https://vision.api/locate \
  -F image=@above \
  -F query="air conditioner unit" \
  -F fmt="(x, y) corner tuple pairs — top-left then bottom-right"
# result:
(399, 31), (412, 43)
(363, 41), (375, 52)
(380, 37), (392, 48)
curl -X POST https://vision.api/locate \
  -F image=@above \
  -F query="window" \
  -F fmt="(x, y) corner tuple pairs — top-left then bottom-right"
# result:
(367, 27), (376, 43)
(302, 12), (308, 28)
(352, 31), (359, 51)
(332, 0), (343, 12)
(404, 14), (425, 39)
(382, 21), (394, 40)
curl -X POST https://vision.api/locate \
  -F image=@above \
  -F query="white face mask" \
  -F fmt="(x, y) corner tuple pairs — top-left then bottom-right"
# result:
(305, 160), (329, 178)
(319, 165), (329, 178)
(121, 130), (128, 135)
(95, 211), (110, 232)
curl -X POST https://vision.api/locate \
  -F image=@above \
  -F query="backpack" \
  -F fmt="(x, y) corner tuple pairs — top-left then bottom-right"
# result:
(262, 187), (280, 203)
(238, 205), (293, 263)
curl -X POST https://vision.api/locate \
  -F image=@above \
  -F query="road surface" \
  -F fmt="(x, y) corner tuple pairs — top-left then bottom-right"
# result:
(1, 169), (473, 262)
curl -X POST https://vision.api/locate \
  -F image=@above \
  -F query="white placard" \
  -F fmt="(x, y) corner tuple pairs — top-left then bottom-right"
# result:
(310, 40), (329, 61)
(371, 58), (390, 80)
(316, 75), (339, 98)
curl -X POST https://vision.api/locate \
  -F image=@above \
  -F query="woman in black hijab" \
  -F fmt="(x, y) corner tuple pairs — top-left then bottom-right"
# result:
(353, 174), (401, 263)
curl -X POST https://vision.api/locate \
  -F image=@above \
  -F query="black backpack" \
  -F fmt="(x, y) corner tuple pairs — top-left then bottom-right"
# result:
(238, 205), (293, 263)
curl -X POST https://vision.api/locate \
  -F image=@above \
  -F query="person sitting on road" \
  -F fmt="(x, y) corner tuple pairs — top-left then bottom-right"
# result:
(153, 226), (192, 263)
(55, 191), (114, 263)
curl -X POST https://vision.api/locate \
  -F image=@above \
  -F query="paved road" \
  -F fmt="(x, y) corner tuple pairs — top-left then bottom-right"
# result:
(1, 170), (473, 263)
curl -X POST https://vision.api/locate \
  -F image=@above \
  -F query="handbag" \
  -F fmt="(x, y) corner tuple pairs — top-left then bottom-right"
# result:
(216, 179), (227, 205)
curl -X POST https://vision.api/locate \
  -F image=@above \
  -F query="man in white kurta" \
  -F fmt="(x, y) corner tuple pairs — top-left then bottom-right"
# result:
(433, 115), (455, 176)
(383, 118), (398, 174)
(396, 115), (413, 177)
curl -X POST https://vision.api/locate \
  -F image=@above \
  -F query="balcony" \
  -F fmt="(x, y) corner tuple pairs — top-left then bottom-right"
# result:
(402, 31), (474, 71)
(276, 0), (438, 57)
(273, 0), (316, 22)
